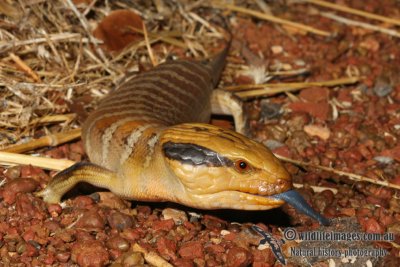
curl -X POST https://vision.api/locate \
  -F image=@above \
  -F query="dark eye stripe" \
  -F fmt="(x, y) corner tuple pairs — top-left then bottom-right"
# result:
(162, 142), (233, 167)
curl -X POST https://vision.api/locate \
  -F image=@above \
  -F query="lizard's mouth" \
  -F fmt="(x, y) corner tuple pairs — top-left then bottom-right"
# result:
(269, 190), (331, 226)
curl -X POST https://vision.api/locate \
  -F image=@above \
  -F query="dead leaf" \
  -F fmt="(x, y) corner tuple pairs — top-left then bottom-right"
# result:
(93, 9), (143, 53)
(72, 0), (93, 5)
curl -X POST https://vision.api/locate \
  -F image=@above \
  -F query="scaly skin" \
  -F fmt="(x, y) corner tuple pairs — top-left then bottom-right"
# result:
(36, 42), (329, 225)
(37, 122), (291, 210)
(115, 123), (292, 210)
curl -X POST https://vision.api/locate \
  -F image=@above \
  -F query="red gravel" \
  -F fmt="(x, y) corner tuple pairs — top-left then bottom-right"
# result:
(1, 0), (400, 266)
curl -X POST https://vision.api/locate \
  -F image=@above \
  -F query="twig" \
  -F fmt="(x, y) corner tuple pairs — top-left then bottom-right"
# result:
(255, 0), (272, 14)
(269, 68), (310, 77)
(320, 12), (400, 38)
(1, 128), (81, 154)
(132, 243), (173, 267)
(0, 33), (99, 52)
(304, 0), (400, 27)
(229, 77), (360, 98)
(83, 0), (98, 16)
(83, 48), (115, 76)
(43, 30), (64, 67)
(9, 53), (41, 82)
(0, 82), (86, 88)
(0, 152), (75, 171)
(30, 114), (76, 126)
(128, 27), (188, 48)
(142, 22), (158, 67)
(213, 2), (331, 37)
(276, 155), (400, 191)
(389, 241), (400, 249)
(64, 0), (109, 64)
(293, 183), (338, 194)
(69, 37), (83, 82)
(225, 77), (360, 91)
(187, 12), (221, 36)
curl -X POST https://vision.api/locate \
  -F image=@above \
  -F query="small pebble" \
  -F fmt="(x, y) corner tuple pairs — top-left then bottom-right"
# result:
(260, 100), (282, 120)
(153, 218), (175, 231)
(263, 139), (285, 151)
(71, 240), (109, 266)
(270, 45), (283, 54)
(115, 251), (144, 266)
(373, 156), (394, 164)
(76, 210), (105, 230)
(95, 192), (130, 209)
(373, 76), (393, 97)
(220, 230), (230, 236)
(3, 178), (38, 204)
(157, 236), (177, 261)
(226, 247), (253, 267)
(162, 208), (188, 224)
(72, 196), (94, 208)
(16, 194), (46, 220)
(56, 251), (71, 263)
(4, 166), (21, 179)
(178, 241), (204, 259)
(303, 124), (331, 140)
(106, 236), (130, 252)
(48, 204), (62, 217)
(107, 211), (134, 230)
(16, 242), (26, 254)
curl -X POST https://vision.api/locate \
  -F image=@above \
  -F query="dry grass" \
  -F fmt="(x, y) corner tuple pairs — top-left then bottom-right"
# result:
(2, 0), (392, 149)
(1, 0), (397, 193)
(224, 77), (361, 98)
(2, 0), (399, 146)
(0, 0), (225, 149)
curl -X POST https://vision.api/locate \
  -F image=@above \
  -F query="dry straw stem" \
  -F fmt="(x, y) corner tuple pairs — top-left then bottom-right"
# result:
(269, 68), (310, 77)
(132, 243), (173, 267)
(2, 128), (81, 154)
(128, 27), (188, 49)
(276, 155), (400, 191)
(65, 0), (108, 65)
(213, 2), (331, 37)
(142, 22), (158, 67)
(9, 53), (41, 82)
(321, 12), (400, 38)
(293, 183), (338, 194)
(304, 0), (400, 27)
(225, 76), (360, 91)
(390, 241), (400, 249)
(0, 152), (75, 171)
(30, 114), (76, 126)
(228, 77), (360, 98)
(0, 33), (96, 52)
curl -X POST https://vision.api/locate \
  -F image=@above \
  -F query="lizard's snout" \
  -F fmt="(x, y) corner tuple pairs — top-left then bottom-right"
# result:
(256, 178), (292, 196)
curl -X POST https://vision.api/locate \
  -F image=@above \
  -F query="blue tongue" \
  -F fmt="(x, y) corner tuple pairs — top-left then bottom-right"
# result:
(272, 190), (331, 226)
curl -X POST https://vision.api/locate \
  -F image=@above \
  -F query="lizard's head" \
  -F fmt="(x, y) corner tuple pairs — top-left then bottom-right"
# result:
(159, 123), (330, 226)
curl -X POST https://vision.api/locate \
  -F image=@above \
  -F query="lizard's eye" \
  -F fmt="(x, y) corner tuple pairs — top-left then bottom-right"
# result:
(235, 159), (251, 173)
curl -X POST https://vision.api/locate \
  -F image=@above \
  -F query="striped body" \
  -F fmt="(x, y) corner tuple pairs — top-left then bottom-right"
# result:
(39, 44), (295, 211)
(38, 42), (330, 225)
(82, 60), (216, 172)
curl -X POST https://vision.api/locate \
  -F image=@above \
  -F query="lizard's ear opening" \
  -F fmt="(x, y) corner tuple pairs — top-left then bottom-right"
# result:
(162, 141), (232, 167)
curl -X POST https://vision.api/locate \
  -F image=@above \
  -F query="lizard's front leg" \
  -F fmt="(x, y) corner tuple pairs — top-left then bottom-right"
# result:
(211, 89), (249, 136)
(36, 162), (120, 203)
